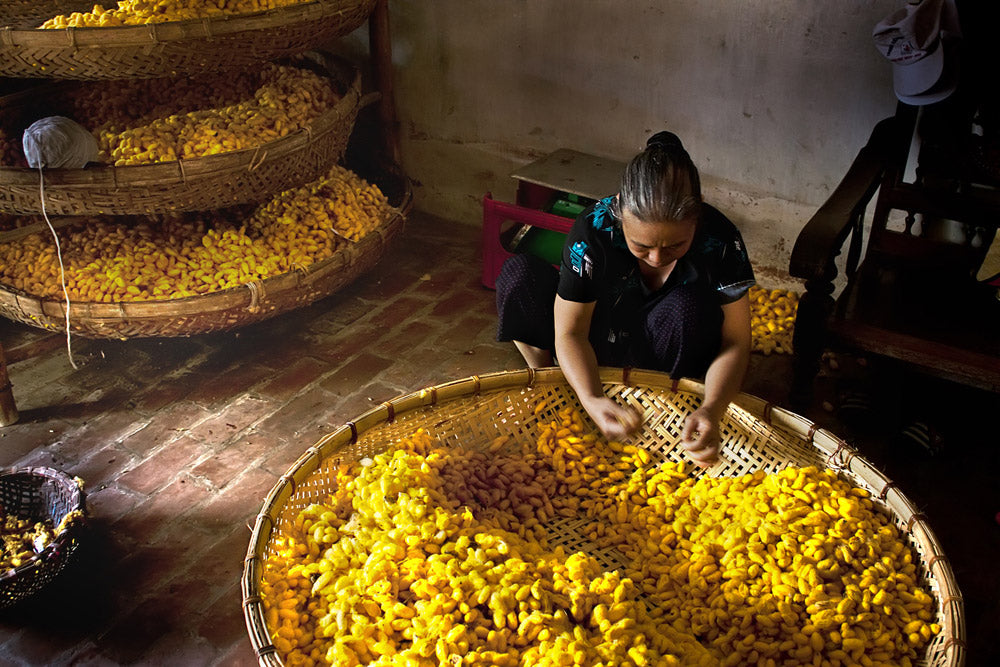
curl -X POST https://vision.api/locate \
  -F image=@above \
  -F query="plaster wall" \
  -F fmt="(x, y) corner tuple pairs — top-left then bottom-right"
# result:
(347, 1), (904, 287)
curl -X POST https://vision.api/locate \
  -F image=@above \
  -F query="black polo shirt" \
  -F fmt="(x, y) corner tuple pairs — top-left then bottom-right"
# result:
(557, 196), (755, 310)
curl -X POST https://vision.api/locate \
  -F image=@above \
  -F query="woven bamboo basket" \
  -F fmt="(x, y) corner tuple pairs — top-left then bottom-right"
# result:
(0, 52), (368, 216)
(0, 159), (410, 338)
(242, 367), (965, 667)
(0, 466), (86, 609)
(0, 0), (376, 80)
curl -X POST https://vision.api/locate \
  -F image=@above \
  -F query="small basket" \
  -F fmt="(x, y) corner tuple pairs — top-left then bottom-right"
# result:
(0, 466), (86, 610)
(0, 0), (377, 80)
(0, 161), (410, 338)
(242, 367), (965, 667)
(0, 52), (368, 216)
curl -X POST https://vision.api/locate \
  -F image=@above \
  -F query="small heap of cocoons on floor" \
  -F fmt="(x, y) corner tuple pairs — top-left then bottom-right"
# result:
(261, 405), (939, 667)
(0, 164), (393, 303)
(749, 286), (799, 355)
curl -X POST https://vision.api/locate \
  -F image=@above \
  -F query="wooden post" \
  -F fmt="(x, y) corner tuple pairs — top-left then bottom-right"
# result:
(0, 340), (17, 426)
(368, 0), (400, 165)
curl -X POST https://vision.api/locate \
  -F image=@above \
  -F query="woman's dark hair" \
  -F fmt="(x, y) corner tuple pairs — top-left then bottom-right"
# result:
(617, 131), (702, 223)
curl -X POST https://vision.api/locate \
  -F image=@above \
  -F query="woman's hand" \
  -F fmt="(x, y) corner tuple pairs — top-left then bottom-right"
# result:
(554, 296), (643, 440)
(581, 395), (642, 441)
(681, 407), (721, 468)
(679, 294), (751, 468)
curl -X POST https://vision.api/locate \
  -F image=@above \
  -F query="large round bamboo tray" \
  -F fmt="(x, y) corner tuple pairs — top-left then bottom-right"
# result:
(0, 160), (410, 338)
(0, 0), (376, 80)
(0, 466), (86, 609)
(0, 52), (367, 216)
(242, 367), (965, 667)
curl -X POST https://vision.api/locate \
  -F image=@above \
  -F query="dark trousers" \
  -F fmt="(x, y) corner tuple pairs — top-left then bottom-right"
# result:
(495, 253), (722, 379)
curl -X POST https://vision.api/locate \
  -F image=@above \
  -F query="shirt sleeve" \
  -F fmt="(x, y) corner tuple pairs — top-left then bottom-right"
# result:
(556, 207), (603, 303)
(702, 205), (756, 304)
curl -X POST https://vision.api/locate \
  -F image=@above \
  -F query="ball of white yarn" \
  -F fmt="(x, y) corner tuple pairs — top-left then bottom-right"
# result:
(22, 116), (99, 169)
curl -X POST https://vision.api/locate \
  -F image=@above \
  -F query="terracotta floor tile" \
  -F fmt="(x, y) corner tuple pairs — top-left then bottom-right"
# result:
(253, 385), (343, 445)
(65, 443), (138, 491)
(254, 357), (331, 403)
(198, 468), (281, 532)
(119, 401), (214, 455)
(213, 640), (259, 667)
(183, 395), (278, 449)
(315, 351), (394, 398)
(117, 435), (211, 495)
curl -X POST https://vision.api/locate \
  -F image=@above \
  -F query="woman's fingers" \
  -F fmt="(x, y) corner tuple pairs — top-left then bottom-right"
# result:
(681, 411), (720, 466)
(588, 400), (641, 440)
(613, 406), (642, 434)
(685, 443), (719, 467)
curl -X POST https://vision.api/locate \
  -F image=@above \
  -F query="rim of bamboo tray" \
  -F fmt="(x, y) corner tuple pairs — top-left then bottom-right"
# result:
(0, 167), (411, 339)
(241, 366), (965, 667)
(0, 52), (368, 216)
(0, 0), (377, 80)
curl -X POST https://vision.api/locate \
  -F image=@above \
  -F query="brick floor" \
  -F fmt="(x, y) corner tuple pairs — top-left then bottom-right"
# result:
(0, 210), (997, 666)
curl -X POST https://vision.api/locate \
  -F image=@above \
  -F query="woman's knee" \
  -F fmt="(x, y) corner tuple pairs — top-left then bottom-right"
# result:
(642, 286), (722, 374)
(495, 253), (559, 348)
(647, 286), (720, 334)
(496, 253), (557, 294)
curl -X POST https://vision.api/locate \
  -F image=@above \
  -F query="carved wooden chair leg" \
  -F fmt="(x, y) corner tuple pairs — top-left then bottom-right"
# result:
(790, 277), (835, 412)
(0, 340), (18, 426)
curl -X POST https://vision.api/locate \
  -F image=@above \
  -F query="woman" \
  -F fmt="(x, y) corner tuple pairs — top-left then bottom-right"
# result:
(496, 131), (755, 467)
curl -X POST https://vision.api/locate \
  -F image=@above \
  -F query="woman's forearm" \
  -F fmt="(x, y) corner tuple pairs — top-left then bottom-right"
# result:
(699, 295), (752, 419)
(555, 330), (604, 406)
(554, 296), (641, 438)
(699, 339), (749, 420)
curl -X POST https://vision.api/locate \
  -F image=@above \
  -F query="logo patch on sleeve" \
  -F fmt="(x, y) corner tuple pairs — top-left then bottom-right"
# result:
(569, 241), (592, 278)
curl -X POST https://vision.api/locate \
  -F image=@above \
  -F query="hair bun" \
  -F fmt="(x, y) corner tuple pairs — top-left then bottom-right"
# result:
(645, 131), (685, 153)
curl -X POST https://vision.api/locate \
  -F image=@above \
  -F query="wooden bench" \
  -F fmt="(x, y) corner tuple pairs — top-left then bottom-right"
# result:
(789, 102), (1000, 408)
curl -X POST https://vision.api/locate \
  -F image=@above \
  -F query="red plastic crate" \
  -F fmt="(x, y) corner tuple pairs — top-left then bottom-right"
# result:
(480, 149), (624, 290)
(481, 192), (573, 289)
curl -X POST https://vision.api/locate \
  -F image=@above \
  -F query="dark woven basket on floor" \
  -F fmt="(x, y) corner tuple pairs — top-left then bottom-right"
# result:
(0, 52), (369, 216)
(0, 0), (376, 80)
(0, 466), (86, 610)
(242, 367), (965, 667)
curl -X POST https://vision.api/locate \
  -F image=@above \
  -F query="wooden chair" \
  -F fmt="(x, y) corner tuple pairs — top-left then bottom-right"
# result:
(789, 101), (1000, 409)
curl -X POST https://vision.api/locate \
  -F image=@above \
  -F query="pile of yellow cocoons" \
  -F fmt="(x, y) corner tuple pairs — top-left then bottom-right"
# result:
(40, 0), (313, 28)
(17, 61), (337, 167)
(0, 164), (394, 303)
(749, 286), (798, 355)
(262, 406), (939, 667)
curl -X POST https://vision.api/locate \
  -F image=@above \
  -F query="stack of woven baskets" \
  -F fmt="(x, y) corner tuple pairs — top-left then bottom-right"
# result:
(0, 0), (409, 338)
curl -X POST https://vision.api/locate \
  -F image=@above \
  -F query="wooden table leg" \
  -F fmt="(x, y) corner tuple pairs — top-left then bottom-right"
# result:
(368, 0), (400, 165)
(0, 339), (18, 426)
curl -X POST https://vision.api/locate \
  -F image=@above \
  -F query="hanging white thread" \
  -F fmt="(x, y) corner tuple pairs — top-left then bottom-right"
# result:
(37, 166), (78, 370)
